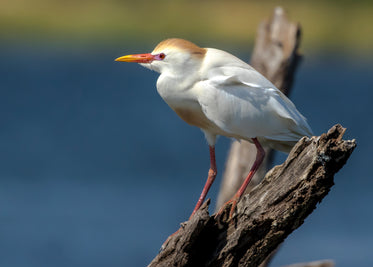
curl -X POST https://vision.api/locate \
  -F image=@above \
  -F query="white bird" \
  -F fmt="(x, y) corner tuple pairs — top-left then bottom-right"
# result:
(115, 38), (312, 219)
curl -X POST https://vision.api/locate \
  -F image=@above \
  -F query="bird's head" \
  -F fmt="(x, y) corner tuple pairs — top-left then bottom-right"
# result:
(115, 38), (206, 75)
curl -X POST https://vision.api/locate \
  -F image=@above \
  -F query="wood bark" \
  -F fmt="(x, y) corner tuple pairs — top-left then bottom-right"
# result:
(149, 124), (356, 267)
(216, 6), (302, 210)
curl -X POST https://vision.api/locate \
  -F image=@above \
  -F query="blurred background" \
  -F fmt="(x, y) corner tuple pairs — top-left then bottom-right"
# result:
(1, 0), (372, 266)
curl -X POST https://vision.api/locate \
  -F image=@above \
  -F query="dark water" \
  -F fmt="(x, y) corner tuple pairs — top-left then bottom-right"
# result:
(0, 43), (372, 266)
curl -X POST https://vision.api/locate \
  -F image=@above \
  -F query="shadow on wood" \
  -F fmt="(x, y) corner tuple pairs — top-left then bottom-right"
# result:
(149, 125), (356, 267)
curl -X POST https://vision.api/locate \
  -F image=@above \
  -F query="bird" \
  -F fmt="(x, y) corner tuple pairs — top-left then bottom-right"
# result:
(115, 38), (312, 219)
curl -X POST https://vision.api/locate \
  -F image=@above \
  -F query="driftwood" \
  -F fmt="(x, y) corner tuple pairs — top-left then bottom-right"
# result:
(149, 124), (356, 267)
(216, 7), (302, 210)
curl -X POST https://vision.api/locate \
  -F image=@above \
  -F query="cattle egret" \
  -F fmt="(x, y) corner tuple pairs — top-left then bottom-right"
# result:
(115, 38), (312, 219)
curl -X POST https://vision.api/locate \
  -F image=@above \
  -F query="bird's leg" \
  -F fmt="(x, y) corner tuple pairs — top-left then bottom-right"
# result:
(216, 138), (265, 219)
(189, 145), (217, 220)
(162, 146), (217, 248)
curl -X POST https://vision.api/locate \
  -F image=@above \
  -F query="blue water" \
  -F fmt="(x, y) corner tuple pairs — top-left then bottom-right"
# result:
(0, 43), (372, 267)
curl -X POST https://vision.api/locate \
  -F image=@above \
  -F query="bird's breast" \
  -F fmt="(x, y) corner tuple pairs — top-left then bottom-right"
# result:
(156, 73), (224, 132)
(172, 105), (215, 129)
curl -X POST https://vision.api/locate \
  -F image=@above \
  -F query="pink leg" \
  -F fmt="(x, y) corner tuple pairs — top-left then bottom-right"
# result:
(162, 146), (217, 247)
(189, 146), (217, 219)
(217, 138), (265, 218)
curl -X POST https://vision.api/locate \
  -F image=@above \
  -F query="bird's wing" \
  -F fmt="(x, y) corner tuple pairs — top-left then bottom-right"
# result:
(196, 65), (312, 143)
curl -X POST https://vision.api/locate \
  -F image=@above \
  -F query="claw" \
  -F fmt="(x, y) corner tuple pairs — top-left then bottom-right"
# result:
(214, 197), (239, 220)
(229, 199), (238, 218)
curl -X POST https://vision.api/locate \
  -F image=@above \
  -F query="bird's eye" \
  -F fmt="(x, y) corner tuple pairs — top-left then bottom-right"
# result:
(158, 53), (166, 60)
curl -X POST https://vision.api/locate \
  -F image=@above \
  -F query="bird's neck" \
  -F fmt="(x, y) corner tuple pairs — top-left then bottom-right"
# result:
(156, 69), (200, 108)
(158, 65), (200, 90)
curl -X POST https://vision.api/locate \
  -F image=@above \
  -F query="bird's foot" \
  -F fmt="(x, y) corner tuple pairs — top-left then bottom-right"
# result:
(214, 197), (239, 221)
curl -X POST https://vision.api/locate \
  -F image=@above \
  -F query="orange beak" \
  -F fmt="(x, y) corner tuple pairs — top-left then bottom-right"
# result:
(115, 53), (155, 63)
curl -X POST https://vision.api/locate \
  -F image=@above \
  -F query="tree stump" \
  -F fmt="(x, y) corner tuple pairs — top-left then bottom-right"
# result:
(149, 125), (356, 267)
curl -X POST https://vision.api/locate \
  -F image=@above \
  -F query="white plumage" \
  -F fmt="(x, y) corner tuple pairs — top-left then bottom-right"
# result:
(115, 38), (312, 219)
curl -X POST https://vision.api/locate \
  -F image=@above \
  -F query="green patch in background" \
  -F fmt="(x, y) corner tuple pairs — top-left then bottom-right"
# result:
(1, 0), (373, 55)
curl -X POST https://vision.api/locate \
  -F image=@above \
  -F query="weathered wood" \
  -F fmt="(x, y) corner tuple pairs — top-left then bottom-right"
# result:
(149, 125), (356, 267)
(216, 6), (302, 210)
